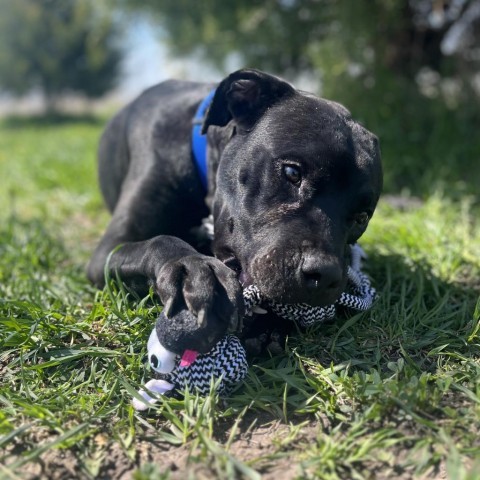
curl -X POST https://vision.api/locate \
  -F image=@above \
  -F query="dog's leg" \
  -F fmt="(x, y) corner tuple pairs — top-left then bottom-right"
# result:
(87, 178), (243, 331)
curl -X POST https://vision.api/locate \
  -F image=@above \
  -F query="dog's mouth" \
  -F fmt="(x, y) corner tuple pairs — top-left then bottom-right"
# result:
(238, 269), (254, 288)
(220, 250), (346, 307)
(222, 255), (254, 287)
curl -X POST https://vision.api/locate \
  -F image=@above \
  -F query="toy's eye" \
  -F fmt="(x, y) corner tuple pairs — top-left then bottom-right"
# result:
(353, 212), (369, 227)
(283, 164), (302, 185)
(147, 328), (176, 373)
(150, 354), (160, 370)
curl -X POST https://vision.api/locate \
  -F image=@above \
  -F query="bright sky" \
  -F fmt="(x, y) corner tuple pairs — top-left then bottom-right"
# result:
(118, 17), (236, 101)
(0, 16), (237, 113)
(0, 14), (316, 113)
(118, 16), (317, 101)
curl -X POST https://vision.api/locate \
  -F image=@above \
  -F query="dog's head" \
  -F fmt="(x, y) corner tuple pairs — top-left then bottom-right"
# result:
(203, 69), (382, 307)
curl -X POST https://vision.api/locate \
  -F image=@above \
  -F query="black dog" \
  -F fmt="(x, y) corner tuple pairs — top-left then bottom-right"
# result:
(87, 69), (382, 350)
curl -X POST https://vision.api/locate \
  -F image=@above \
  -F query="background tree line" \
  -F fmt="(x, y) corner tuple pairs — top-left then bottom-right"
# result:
(0, 0), (479, 196)
(126, 0), (480, 196)
(0, 0), (121, 113)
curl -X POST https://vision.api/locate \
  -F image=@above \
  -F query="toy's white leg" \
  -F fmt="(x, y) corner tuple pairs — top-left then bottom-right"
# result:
(132, 379), (174, 411)
(350, 243), (366, 271)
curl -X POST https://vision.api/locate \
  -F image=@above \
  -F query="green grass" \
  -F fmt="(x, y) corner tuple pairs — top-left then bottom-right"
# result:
(1, 117), (479, 479)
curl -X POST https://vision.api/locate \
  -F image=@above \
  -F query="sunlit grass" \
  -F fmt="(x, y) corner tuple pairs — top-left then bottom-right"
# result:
(0, 117), (479, 479)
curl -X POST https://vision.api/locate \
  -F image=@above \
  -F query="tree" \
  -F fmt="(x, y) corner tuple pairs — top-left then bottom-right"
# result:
(0, 0), (121, 112)
(124, 0), (480, 85)
(125, 0), (480, 195)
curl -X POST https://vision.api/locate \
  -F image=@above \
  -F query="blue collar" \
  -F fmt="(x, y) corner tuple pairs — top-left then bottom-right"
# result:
(192, 89), (216, 191)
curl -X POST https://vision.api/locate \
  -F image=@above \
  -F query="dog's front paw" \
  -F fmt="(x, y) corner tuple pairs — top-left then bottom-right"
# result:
(156, 255), (243, 334)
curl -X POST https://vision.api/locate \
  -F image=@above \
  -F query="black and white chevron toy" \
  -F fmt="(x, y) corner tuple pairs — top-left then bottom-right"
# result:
(133, 330), (248, 411)
(243, 244), (376, 327)
(132, 244), (375, 410)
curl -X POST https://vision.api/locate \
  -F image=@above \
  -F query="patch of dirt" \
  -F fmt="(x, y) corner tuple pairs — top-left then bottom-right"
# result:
(9, 411), (322, 480)
(152, 410), (322, 480)
(8, 401), (478, 480)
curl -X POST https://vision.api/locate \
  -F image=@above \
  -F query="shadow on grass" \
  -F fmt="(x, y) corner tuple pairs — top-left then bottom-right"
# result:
(293, 251), (480, 370)
(229, 250), (479, 420)
(235, 250), (479, 381)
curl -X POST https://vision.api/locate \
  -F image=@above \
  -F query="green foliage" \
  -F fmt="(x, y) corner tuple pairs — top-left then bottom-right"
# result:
(0, 0), (121, 109)
(126, 0), (480, 197)
(0, 117), (480, 478)
(320, 67), (480, 197)
(126, 0), (335, 74)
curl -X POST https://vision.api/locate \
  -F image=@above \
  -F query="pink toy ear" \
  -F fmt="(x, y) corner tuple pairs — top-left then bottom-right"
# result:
(179, 350), (198, 367)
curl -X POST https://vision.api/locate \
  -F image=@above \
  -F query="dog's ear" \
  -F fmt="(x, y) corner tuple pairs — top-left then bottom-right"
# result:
(202, 69), (294, 133)
(350, 123), (383, 241)
(351, 122), (383, 200)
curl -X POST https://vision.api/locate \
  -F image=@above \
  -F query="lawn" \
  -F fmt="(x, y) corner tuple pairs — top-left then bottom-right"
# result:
(0, 117), (479, 480)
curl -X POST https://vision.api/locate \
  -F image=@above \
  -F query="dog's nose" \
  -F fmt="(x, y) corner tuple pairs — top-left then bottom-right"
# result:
(301, 256), (343, 292)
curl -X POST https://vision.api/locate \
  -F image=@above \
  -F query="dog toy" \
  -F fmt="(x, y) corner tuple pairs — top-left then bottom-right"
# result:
(132, 312), (248, 411)
(132, 244), (375, 411)
(243, 244), (375, 326)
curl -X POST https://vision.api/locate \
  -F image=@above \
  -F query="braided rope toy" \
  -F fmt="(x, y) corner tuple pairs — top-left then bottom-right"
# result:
(132, 244), (375, 410)
(243, 244), (375, 327)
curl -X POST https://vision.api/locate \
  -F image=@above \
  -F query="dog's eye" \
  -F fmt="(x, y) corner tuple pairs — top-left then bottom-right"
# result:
(283, 164), (302, 185)
(353, 212), (369, 226)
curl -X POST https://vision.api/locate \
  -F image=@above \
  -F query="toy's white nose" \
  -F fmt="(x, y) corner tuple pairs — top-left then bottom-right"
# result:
(147, 328), (176, 373)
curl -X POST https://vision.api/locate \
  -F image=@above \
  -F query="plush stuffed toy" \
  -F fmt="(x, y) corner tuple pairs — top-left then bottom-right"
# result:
(132, 312), (248, 411)
(132, 244), (375, 411)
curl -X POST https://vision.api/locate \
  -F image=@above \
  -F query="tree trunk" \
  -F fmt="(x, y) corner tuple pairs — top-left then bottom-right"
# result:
(44, 91), (59, 116)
